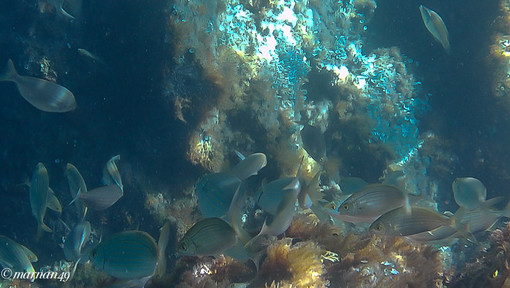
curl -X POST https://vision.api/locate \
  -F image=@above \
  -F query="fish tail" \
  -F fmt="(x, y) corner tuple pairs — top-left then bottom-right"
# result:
(0, 59), (17, 82)
(41, 221), (52, 233)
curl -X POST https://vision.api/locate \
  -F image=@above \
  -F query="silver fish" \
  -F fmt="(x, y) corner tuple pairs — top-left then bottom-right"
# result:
(63, 221), (91, 261)
(419, 5), (451, 53)
(71, 185), (123, 211)
(453, 197), (510, 235)
(452, 177), (486, 210)
(255, 176), (301, 216)
(65, 163), (88, 220)
(30, 163), (52, 234)
(332, 184), (410, 224)
(89, 231), (158, 279)
(370, 206), (451, 236)
(102, 155), (123, 192)
(245, 186), (299, 253)
(1, 59), (76, 112)
(78, 48), (104, 64)
(155, 221), (171, 278)
(230, 151), (267, 181)
(0, 236), (37, 274)
(196, 173), (244, 218)
(177, 217), (237, 256)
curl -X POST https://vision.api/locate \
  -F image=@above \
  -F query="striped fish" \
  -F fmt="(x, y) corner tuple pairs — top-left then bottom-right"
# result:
(370, 206), (452, 236)
(333, 184), (410, 224)
(196, 173), (244, 218)
(89, 231), (158, 279)
(177, 217), (236, 256)
(0, 236), (37, 274)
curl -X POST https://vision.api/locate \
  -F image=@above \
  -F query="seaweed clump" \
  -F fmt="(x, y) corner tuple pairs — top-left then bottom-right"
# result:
(256, 238), (327, 288)
(285, 211), (443, 288)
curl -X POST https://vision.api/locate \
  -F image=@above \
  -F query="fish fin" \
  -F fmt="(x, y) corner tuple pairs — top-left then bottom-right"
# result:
(0, 59), (17, 82)
(234, 150), (245, 160)
(483, 196), (505, 209)
(41, 222), (52, 233)
(229, 183), (252, 244)
(403, 194), (411, 215)
(59, 5), (75, 19)
(69, 257), (81, 281)
(155, 221), (171, 278)
(19, 244), (38, 263)
(69, 187), (82, 206)
(47, 188), (63, 214)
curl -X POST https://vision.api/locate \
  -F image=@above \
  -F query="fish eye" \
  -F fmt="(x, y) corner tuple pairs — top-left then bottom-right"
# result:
(342, 203), (349, 210)
(179, 243), (187, 251)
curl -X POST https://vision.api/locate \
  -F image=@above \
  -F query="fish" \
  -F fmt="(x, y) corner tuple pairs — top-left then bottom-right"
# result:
(196, 173), (244, 218)
(245, 186), (299, 252)
(300, 124), (326, 163)
(230, 151), (267, 181)
(63, 221), (91, 261)
(20, 182), (61, 214)
(30, 163), (52, 234)
(71, 185), (123, 211)
(227, 184), (266, 270)
(155, 221), (171, 278)
(419, 5), (451, 54)
(452, 177), (487, 210)
(255, 176), (301, 216)
(453, 197), (510, 236)
(46, 0), (75, 19)
(331, 184), (411, 224)
(65, 163), (88, 220)
(177, 217), (237, 256)
(0, 59), (77, 112)
(102, 155), (123, 192)
(78, 49), (105, 65)
(0, 236), (37, 274)
(370, 206), (452, 236)
(89, 231), (158, 279)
